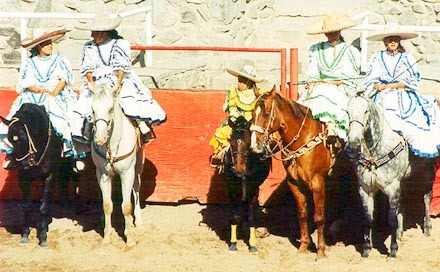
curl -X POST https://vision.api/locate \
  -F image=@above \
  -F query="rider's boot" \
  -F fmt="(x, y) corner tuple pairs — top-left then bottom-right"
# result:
(137, 120), (156, 145)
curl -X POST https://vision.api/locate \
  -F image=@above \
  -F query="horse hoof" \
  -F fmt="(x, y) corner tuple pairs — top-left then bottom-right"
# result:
(248, 246), (258, 254)
(39, 241), (48, 247)
(361, 250), (370, 258)
(19, 236), (29, 244)
(229, 242), (237, 252)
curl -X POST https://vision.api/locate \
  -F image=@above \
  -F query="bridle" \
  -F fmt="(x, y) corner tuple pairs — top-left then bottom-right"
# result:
(92, 100), (137, 166)
(250, 94), (319, 162)
(348, 95), (405, 170)
(348, 96), (380, 155)
(10, 117), (52, 169)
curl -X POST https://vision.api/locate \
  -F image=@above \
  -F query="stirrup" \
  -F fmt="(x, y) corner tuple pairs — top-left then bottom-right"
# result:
(142, 131), (156, 144)
(2, 157), (16, 170)
(210, 154), (222, 168)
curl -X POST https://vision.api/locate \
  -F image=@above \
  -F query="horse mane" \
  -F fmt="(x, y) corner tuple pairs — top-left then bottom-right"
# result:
(274, 92), (308, 118)
(15, 104), (49, 132)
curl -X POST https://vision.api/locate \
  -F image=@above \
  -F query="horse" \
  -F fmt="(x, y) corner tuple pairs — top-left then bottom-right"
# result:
(0, 103), (73, 247)
(346, 91), (434, 258)
(250, 86), (332, 259)
(90, 83), (144, 246)
(220, 116), (272, 253)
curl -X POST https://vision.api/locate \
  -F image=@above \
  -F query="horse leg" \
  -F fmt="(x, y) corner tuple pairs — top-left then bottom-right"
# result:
(387, 187), (401, 258)
(247, 192), (259, 254)
(359, 187), (374, 258)
(133, 149), (144, 228)
(311, 175), (326, 259)
(422, 159), (435, 237)
(287, 181), (311, 254)
(97, 171), (113, 244)
(38, 174), (53, 247)
(228, 196), (240, 252)
(18, 176), (31, 244)
(132, 173), (142, 228)
(120, 171), (136, 247)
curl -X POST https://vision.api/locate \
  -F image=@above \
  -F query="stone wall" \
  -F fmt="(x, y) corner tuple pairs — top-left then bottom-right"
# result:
(1, 0), (440, 91)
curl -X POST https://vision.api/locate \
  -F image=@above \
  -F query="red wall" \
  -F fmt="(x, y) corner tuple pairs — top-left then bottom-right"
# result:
(0, 89), (285, 204)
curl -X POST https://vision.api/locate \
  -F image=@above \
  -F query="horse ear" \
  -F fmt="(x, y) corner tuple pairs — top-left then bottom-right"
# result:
(269, 85), (277, 98)
(0, 116), (10, 126)
(228, 117), (235, 128)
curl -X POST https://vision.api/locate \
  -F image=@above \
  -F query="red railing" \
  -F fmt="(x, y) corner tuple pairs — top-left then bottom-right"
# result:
(131, 45), (298, 99)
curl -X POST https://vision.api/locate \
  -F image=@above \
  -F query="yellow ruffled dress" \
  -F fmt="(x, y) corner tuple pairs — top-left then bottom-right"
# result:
(209, 87), (265, 153)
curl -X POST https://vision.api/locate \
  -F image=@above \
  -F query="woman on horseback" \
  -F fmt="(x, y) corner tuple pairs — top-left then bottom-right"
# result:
(364, 29), (440, 158)
(73, 13), (167, 146)
(298, 13), (361, 146)
(0, 28), (77, 169)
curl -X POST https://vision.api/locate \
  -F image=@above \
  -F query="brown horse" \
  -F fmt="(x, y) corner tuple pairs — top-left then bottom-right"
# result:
(250, 85), (331, 259)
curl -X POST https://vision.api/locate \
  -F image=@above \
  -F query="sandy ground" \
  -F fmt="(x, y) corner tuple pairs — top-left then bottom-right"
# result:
(1, 193), (440, 272)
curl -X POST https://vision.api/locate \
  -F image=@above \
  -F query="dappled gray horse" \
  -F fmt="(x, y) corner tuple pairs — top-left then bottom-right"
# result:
(91, 84), (144, 246)
(346, 92), (433, 258)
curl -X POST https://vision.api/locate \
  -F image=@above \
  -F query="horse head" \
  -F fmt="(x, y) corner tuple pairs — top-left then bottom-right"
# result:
(2, 104), (51, 170)
(227, 116), (252, 178)
(250, 85), (281, 153)
(346, 91), (373, 155)
(91, 83), (115, 146)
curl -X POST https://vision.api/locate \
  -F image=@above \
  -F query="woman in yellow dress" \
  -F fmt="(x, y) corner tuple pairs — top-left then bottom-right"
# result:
(209, 64), (265, 167)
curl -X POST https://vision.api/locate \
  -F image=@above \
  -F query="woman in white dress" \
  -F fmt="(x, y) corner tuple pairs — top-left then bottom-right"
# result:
(364, 30), (440, 158)
(72, 13), (166, 146)
(0, 29), (77, 168)
(298, 13), (361, 146)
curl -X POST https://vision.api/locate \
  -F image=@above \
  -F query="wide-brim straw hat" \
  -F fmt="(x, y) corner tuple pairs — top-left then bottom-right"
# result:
(75, 13), (122, 31)
(226, 64), (264, 83)
(21, 28), (70, 50)
(307, 13), (357, 35)
(367, 29), (419, 41)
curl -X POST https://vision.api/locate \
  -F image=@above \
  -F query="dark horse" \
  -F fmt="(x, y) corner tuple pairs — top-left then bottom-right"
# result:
(0, 103), (72, 247)
(250, 86), (331, 259)
(221, 116), (272, 253)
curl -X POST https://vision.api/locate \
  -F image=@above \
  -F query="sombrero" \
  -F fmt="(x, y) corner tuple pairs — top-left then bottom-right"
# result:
(21, 28), (70, 50)
(367, 29), (419, 41)
(226, 64), (264, 83)
(307, 14), (357, 35)
(75, 13), (122, 31)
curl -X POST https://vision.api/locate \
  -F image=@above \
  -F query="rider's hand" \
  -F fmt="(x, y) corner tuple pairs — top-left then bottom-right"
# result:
(87, 81), (96, 93)
(113, 82), (122, 93)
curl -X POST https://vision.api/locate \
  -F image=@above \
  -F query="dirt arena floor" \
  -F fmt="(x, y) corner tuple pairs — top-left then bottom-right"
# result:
(1, 188), (440, 272)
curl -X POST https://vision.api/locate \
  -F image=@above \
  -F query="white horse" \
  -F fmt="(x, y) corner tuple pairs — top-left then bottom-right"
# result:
(346, 91), (434, 258)
(91, 83), (144, 246)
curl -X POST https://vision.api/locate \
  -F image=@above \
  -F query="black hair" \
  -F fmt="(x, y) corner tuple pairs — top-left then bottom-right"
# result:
(109, 29), (123, 39)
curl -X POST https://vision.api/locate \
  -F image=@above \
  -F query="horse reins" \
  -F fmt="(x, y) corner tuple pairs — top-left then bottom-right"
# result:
(250, 94), (321, 162)
(11, 117), (52, 168)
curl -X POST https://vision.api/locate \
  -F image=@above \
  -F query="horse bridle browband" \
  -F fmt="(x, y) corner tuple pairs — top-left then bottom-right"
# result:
(11, 117), (52, 168)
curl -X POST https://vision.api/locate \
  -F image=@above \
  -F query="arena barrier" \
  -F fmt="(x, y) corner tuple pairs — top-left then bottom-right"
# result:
(0, 46), (298, 205)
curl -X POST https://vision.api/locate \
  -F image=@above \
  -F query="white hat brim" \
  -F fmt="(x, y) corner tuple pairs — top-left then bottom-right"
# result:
(307, 14), (357, 35)
(226, 68), (264, 83)
(75, 14), (122, 31)
(367, 31), (419, 41)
